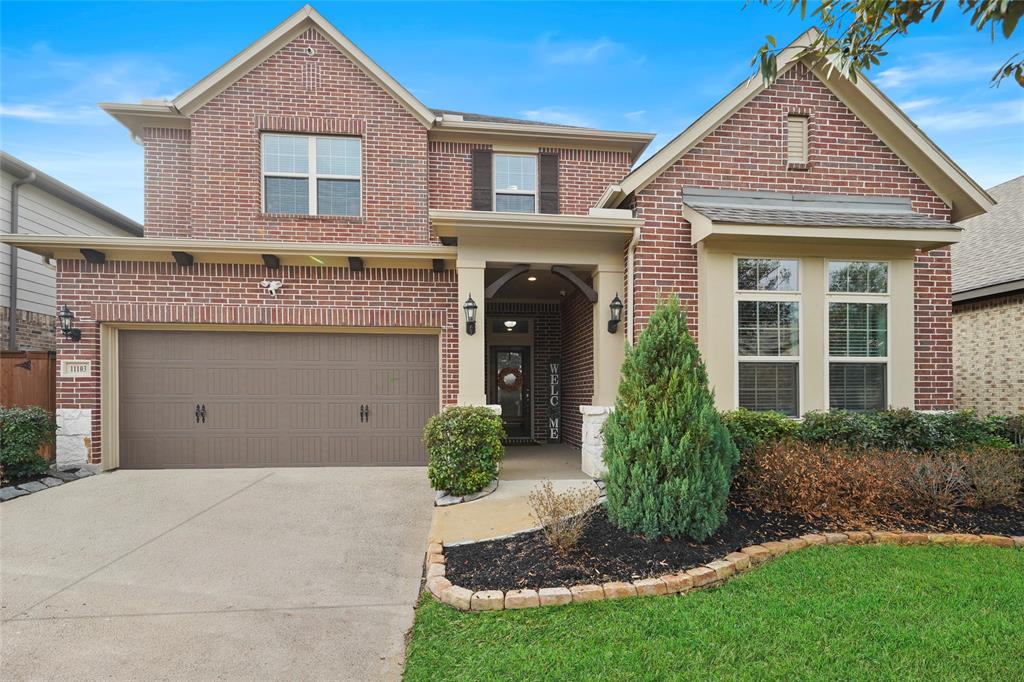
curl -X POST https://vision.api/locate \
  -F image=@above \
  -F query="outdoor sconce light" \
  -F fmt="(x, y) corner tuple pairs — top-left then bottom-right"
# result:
(608, 294), (623, 333)
(58, 305), (82, 342)
(463, 295), (478, 335)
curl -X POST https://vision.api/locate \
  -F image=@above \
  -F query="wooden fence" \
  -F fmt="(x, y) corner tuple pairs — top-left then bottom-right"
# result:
(1, 351), (57, 460)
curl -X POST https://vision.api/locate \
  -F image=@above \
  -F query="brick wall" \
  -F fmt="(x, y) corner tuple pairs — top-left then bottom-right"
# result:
(427, 142), (630, 215)
(953, 293), (1024, 416)
(561, 289), (593, 448)
(152, 27), (433, 245)
(486, 301), (562, 440)
(632, 61), (954, 408)
(0, 307), (56, 351)
(143, 128), (192, 238)
(56, 260), (459, 464)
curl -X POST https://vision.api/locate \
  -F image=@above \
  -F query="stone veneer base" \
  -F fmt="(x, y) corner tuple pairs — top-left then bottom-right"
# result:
(424, 531), (1024, 612)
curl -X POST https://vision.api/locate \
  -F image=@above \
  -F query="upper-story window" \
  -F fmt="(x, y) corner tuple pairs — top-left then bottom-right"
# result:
(262, 133), (361, 216)
(493, 154), (537, 213)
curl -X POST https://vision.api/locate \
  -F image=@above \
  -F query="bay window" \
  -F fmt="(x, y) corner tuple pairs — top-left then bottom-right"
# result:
(262, 133), (361, 216)
(735, 258), (801, 416)
(827, 261), (889, 411)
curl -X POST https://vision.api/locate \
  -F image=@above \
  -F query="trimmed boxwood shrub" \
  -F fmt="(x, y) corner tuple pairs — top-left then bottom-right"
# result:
(424, 406), (505, 495)
(603, 297), (739, 542)
(721, 408), (798, 458)
(1, 406), (55, 484)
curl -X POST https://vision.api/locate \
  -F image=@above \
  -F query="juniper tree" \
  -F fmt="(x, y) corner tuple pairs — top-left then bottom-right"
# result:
(603, 296), (739, 542)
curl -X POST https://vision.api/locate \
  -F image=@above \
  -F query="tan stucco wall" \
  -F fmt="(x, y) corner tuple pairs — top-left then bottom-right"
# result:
(953, 293), (1024, 417)
(698, 240), (916, 414)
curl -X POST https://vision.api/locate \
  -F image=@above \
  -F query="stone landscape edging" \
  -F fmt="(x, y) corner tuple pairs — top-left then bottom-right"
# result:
(434, 479), (499, 507)
(0, 465), (99, 503)
(423, 530), (1024, 612)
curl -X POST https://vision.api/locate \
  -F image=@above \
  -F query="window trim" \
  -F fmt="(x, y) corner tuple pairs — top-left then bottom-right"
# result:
(733, 256), (803, 416)
(824, 259), (892, 411)
(493, 153), (538, 214)
(261, 132), (363, 217)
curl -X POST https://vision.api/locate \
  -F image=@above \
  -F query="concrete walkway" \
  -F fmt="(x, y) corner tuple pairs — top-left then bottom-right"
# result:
(429, 445), (599, 543)
(1, 467), (433, 681)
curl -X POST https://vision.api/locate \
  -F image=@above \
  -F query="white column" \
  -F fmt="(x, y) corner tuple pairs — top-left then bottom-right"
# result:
(591, 267), (626, 405)
(457, 259), (487, 406)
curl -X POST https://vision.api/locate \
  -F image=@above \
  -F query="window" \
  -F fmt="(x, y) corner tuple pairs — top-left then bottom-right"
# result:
(736, 258), (801, 416)
(827, 261), (889, 411)
(786, 114), (809, 165)
(494, 154), (537, 213)
(262, 134), (361, 216)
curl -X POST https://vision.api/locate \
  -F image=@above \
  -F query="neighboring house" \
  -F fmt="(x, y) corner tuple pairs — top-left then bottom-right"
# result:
(1, 152), (143, 351)
(952, 176), (1023, 416)
(1, 5), (992, 473)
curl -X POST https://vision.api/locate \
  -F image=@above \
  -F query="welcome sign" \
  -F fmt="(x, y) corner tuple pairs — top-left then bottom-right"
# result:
(548, 359), (561, 442)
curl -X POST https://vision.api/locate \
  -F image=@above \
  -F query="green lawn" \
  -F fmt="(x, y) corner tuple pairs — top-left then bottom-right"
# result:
(405, 545), (1023, 681)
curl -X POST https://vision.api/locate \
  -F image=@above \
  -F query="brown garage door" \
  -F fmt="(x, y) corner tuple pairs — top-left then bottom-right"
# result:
(119, 330), (438, 468)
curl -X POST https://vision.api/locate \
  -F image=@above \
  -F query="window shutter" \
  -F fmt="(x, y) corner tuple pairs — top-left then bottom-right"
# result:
(787, 115), (808, 164)
(471, 150), (493, 211)
(538, 152), (559, 214)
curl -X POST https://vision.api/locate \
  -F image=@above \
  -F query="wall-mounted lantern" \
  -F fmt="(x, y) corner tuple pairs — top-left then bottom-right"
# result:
(57, 305), (82, 342)
(608, 294), (623, 333)
(463, 295), (478, 335)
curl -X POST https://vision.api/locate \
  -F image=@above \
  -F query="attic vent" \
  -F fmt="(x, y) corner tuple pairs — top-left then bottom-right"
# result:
(302, 60), (321, 92)
(786, 114), (809, 166)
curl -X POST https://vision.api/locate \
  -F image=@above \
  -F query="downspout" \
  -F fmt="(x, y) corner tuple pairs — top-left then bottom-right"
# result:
(626, 225), (641, 346)
(8, 171), (37, 350)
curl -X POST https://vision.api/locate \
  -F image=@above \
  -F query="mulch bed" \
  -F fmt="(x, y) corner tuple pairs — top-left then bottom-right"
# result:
(444, 494), (1023, 592)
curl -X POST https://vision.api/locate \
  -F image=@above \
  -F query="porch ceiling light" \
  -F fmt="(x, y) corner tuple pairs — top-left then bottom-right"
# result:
(504, 320), (517, 331)
(527, 275), (537, 282)
(58, 304), (82, 342)
(463, 295), (478, 335)
(608, 294), (623, 334)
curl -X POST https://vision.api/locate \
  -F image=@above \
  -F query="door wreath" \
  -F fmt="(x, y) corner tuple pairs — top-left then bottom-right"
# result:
(497, 367), (523, 392)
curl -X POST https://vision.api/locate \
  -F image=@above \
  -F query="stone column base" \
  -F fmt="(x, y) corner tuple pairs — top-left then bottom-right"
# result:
(580, 405), (613, 479)
(56, 408), (92, 470)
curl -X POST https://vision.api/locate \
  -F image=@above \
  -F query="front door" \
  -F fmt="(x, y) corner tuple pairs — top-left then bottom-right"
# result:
(490, 346), (531, 438)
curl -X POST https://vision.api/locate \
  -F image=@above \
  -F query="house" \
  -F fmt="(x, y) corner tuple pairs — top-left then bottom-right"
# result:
(0, 5), (991, 474)
(1, 152), (143, 351)
(952, 175), (1023, 416)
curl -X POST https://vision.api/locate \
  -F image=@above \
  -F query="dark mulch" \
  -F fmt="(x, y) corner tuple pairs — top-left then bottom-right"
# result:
(444, 494), (1023, 592)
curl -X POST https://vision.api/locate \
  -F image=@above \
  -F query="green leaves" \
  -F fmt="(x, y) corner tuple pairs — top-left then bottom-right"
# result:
(423, 406), (505, 496)
(603, 297), (739, 542)
(0, 406), (55, 483)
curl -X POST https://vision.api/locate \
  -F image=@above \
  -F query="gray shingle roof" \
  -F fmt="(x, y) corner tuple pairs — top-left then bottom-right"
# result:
(432, 109), (581, 129)
(682, 187), (955, 230)
(952, 176), (1024, 296)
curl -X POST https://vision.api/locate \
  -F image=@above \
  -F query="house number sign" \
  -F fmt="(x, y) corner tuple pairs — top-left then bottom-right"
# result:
(548, 359), (561, 442)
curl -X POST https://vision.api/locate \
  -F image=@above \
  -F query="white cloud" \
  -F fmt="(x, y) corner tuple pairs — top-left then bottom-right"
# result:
(539, 36), (622, 65)
(895, 97), (945, 113)
(915, 100), (1024, 132)
(875, 54), (998, 89)
(623, 110), (647, 121)
(521, 107), (593, 127)
(0, 103), (106, 124)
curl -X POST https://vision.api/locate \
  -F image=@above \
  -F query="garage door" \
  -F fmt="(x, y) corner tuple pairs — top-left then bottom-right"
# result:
(118, 330), (438, 468)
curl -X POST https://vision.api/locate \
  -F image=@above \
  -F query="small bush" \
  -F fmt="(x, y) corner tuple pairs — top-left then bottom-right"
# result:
(721, 408), (798, 458)
(528, 480), (601, 553)
(745, 441), (904, 526)
(901, 454), (965, 514)
(0, 406), (55, 484)
(961, 447), (1023, 508)
(423, 406), (504, 496)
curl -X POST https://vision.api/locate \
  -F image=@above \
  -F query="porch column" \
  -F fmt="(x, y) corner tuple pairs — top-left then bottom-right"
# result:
(591, 266), (626, 405)
(457, 258), (487, 405)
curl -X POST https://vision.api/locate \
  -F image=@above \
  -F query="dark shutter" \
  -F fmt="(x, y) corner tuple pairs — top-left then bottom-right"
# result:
(539, 152), (559, 214)
(471, 150), (493, 211)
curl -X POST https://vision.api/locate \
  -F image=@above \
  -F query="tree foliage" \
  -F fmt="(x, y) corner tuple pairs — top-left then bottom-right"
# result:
(750, 0), (1024, 87)
(603, 297), (739, 542)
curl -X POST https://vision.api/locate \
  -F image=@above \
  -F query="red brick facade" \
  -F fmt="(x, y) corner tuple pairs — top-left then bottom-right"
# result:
(57, 260), (459, 464)
(631, 62), (954, 409)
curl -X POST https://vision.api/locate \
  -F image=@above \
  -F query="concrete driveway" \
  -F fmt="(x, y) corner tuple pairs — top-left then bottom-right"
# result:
(1, 468), (433, 681)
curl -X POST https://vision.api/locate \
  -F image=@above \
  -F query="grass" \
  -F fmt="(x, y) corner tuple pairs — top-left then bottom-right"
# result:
(405, 544), (1023, 681)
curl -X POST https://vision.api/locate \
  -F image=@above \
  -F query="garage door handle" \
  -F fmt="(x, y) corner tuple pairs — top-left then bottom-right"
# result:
(359, 404), (367, 422)
(199, 404), (207, 423)
(195, 404), (201, 424)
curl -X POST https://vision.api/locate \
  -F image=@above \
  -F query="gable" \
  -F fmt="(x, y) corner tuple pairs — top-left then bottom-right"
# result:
(606, 30), (992, 222)
(173, 5), (434, 126)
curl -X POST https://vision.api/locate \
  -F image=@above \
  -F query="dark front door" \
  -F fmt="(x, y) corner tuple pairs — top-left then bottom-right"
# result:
(490, 346), (531, 438)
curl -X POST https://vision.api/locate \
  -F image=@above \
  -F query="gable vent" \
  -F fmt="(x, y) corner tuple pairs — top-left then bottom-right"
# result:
(302, 60), (321, 92)
(787, 114), (809, 165)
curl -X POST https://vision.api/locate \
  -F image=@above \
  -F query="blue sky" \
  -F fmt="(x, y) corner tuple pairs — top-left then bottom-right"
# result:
(2, 1), (1022, 222)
